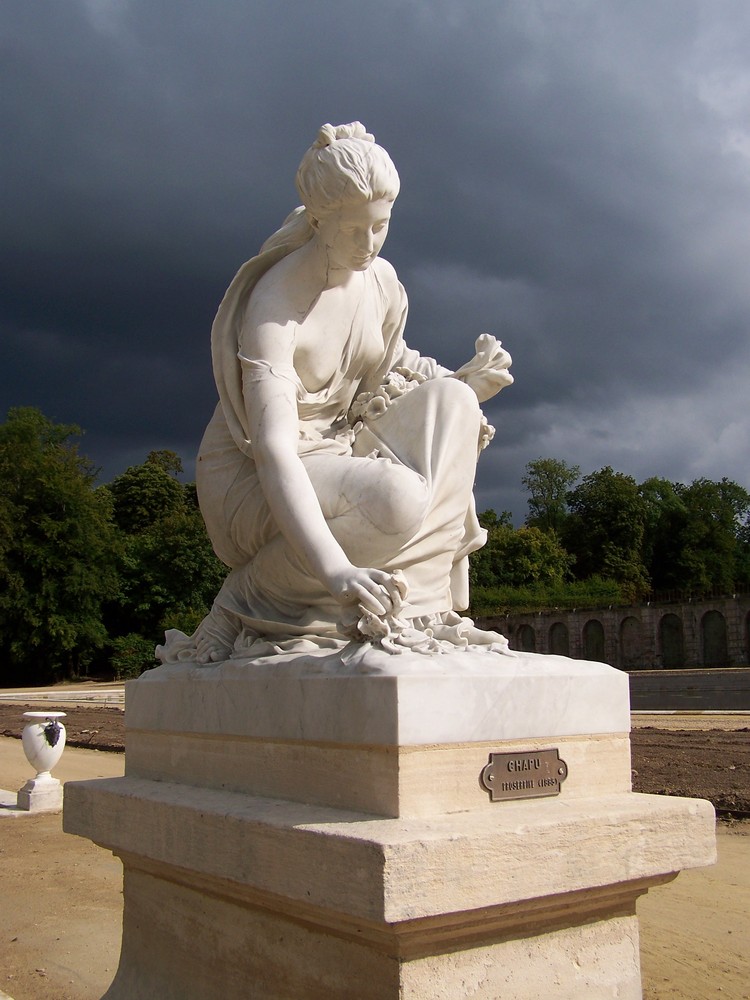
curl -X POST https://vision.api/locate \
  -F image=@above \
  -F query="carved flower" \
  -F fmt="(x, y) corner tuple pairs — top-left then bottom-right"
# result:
(350, 369), (426, 424)
(478, 415), (495, 452)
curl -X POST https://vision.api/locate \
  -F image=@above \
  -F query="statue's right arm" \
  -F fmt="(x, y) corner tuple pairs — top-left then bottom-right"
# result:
(240, 317), (400, 617)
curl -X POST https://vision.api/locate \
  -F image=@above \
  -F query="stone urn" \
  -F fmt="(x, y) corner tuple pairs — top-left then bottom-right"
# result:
(17, 711), (67, 812)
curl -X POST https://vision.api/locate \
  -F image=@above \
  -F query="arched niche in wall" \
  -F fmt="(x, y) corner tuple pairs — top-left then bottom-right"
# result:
(492, 621), (512, 644)
(582, 619), (605, 663)
(659, 613), (685, 669)
(549, 621), (569, 656)
(619, 616), (643, 669)
(701, 609), (728, 667)
(517, 624), (536, 652)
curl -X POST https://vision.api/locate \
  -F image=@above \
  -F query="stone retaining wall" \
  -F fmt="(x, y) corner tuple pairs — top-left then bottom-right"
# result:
(476, 594), (750, 671)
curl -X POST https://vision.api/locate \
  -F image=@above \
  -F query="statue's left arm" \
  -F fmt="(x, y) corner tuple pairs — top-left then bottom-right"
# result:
(375, 264), (512, 403)
(393, 334), (512, 403)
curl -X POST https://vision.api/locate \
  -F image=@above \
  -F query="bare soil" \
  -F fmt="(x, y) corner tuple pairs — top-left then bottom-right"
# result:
(630, 727), (750, 815)
(0, 706), (748, 999)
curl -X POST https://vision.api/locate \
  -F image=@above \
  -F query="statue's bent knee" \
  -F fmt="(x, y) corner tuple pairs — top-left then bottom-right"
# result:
(427, 375), (481, 416)
(364, 464), (428, 539)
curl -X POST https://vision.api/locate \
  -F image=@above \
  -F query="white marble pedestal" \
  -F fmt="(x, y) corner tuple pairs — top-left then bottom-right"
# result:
(64, 649), (716, 999)
(17, 773), (64, 812)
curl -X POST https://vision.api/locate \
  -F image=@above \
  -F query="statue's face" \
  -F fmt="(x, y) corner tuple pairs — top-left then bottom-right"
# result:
(313, 198), (393, 272)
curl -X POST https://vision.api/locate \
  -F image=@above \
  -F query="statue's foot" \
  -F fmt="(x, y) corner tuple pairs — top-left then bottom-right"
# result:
(194, 634), (231, 664)
(190, 605), (243, 664)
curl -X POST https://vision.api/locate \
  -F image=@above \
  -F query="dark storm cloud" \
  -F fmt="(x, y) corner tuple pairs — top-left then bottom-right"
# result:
(2, 0), (750, 517)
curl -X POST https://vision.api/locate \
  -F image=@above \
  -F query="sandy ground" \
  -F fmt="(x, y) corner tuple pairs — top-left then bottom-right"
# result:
(632, 712), (750, 731)
(0, 736), (748, 999)
(0, 743), (124, 1000)
(638, 825), (750, 1000)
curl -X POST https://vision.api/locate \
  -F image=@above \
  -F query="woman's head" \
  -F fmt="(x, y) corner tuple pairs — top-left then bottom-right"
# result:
(296, 122), (400, 221)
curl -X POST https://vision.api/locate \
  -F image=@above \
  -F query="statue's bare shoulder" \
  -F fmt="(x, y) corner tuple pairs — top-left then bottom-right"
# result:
(371, 256), (401, 296)
(244, 250), (320, 333)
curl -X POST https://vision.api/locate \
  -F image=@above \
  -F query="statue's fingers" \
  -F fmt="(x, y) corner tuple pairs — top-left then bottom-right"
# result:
(379, 575), (402, 607)
(366, 569), (400, 609)
(355, 583), (387, 617)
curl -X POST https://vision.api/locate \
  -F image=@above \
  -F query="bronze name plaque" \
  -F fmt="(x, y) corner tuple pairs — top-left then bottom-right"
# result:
(480, 749), (568, 802)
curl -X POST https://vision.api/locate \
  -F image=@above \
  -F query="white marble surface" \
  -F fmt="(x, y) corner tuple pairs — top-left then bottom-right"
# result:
(127, 648), (630, 745)
(15, 774), (63, 813)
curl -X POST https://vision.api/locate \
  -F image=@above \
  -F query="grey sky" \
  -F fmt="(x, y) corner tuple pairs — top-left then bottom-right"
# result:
(2, 0), (750, 521)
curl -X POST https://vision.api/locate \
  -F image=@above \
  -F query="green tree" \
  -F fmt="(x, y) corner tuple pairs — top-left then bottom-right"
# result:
(108, 451), (186, 534)
(664, 478), (750, 593)
(638, 477), (689, 591)
(637, 476), (750, 593)
(638, 477), (686, 590)
(495, 525), (572, 587)
(471, 511), (571, 589)
(736, 515), (750, 589)
(104, 456), (227, 643)
(0, 407), (120, 684)
(471, 509), (512, 587)
(522, 458), (580, 535)
(110, 632), (159, 680)
(145, 449), (184, 477)
(478, 509), (512, 531)
(563, 466), (649, 600)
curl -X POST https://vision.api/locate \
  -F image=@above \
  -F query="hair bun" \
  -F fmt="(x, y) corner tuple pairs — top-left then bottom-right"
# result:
(313, 121), (375, 149)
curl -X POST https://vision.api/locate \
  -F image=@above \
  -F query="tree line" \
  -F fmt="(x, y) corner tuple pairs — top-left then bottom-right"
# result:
(2, 409), (749, 684)
(0, 408), (225, 684)
(469, 457), (750, 615)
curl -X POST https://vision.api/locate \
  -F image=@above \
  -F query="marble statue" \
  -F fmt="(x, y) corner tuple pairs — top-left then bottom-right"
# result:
(159, 122), (514, 665)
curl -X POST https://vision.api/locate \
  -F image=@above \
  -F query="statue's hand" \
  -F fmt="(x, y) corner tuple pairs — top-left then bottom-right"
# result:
(453, 334), (513, 402)
(328, 565), (405, 617)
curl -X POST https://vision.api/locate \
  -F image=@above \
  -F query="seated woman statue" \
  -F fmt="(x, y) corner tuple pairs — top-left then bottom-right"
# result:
(159, 122), (514, 664)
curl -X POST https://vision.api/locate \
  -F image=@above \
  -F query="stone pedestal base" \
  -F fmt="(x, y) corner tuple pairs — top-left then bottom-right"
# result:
(114, 878), (643, 1000)
(66, 777), (711, 1000)
(64, 651), (716, 999)
(17, 773), (63, 813)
